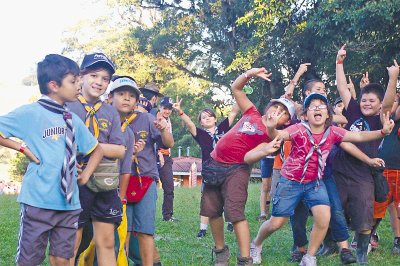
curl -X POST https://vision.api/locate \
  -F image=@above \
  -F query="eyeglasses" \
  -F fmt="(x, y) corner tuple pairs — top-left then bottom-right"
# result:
(307, 104), (327, 111)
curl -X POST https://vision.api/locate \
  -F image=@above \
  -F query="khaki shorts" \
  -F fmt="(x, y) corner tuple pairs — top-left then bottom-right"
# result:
(200, 160), (250, 223)
(16, 204), (81, 265)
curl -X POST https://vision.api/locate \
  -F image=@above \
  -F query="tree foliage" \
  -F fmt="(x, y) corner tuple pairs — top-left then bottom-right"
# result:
(9, 152), (29, 182)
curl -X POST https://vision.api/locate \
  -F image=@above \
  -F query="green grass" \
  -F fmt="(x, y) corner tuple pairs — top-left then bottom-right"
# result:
(1, 183), (400, 265)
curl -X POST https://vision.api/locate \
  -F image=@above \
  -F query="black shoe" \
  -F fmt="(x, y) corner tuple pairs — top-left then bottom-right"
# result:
(163, 216), (178, 222)
(317, 242), (339, 256)
(290, 250), (306, 262)
(340, 248), (356, 264)
(196, 229), (207, 239)
(227, 222), (234, 232)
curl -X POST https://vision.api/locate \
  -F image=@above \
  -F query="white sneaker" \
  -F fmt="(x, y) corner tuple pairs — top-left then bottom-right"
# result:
(250, 241), (262, 264)
(299, 254), (317, 266)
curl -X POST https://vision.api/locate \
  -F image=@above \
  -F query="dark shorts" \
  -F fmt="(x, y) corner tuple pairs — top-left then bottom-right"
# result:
(16, 204), (81, 265)
(78, 185), (122, 227)
(200, 160), (250, 223)
(333, 171), (374, 231)
(260, 157), (274, 178)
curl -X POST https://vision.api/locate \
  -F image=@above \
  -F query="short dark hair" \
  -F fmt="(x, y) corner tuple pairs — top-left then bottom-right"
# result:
(302, 79), (324, 98)
(198, 108), (217, 123)
(37, 54), (80, 95)
(361, 83), (384, 102)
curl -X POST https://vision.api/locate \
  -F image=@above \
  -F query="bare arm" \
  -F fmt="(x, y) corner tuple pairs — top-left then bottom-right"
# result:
(339, 142), (384, 167)
(172, 96), (197, 136)
(232, 68), (272, 113)
(265, 111), (290, 140)
(343, 111), (394, 142)
(380, 60), (399, 123)
(227, 103), (240, 126)
(332, 114), (348, 125)
(154, 113), (174, 148)
(78, 145), (103, 185)
(283, 63), (311, 99)
(347, 76), (357, 100)
(244, 136), (282, 165)
(0, 136), (40, 164)
(99, 143), (125, 159)
(336, 44), (352, 109)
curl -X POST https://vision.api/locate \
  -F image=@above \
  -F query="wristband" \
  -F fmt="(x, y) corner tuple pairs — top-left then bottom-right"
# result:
(380, 129), (387, 136)
(290, 79), (298, 85)
(19, 143), (27, 153)
(336, 60), (343, 65)
(179, 112), (184, 116)
(244, 72), (251, 80)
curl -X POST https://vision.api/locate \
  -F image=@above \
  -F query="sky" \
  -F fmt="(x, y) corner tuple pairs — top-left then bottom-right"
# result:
(0, 0), (109, 115)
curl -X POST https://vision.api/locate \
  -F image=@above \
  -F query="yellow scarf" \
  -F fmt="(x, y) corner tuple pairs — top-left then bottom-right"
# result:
(121, 113), (137, 133)
(78, 95), (102, 139)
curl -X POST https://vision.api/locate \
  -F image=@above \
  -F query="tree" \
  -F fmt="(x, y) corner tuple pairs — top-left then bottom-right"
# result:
(9, 152), (29, 182)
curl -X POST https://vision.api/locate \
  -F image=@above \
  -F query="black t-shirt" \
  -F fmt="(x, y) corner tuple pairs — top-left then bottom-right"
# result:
(193, 117), (230, 162)
(378, 118), (400, 169)
(332, 98), (382, 181)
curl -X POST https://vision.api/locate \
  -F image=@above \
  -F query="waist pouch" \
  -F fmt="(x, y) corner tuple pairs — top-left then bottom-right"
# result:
(86, 159), (120, 193)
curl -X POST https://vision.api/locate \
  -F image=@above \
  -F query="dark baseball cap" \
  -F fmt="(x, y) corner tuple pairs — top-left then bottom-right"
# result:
(303, 92), (328, 110)
(160, 96), (174, 108)
(334, 97), (343, 106)
(80, 53), (115, 75)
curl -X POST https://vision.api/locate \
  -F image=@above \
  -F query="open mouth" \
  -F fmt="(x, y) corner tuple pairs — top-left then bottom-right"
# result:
(314, 113), (322, 121)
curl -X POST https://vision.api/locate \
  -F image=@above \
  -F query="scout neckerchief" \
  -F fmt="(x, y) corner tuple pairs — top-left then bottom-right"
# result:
(300, 122), (331, 184)
(121, 113), (138, 133)
(38, 96), (76, 203)
(206, 126), (220, 148)
(78, 95), (102, 139)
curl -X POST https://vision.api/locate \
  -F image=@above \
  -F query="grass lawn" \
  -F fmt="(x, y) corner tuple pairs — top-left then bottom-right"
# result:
(1, 182), (399, 265)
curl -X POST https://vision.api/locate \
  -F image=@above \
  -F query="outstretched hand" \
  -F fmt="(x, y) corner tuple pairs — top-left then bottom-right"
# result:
(381, 111), (395, 135)
(337, 44), (346, 62)
(387, 59), (400, 80)
(246, 68), (272, 81)
(154, 112), (168, 131)
(134, 139), (146, 154)
(264, 135), (283, 155)
(360, 72), (369, 89)
(172, 96), (183, 112)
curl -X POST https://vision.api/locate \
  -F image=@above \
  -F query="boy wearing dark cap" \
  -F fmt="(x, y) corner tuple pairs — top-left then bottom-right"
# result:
(157, 96), (176, 221)
(140, 82), (164, 116)
(67, 53), (126, 265)
(0, 54), (103, 266)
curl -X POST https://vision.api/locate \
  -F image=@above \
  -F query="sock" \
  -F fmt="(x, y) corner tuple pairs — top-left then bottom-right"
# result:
(200, 223), (208, 230)
(260, 211), (266, 217)
(394, 237), (400, 245)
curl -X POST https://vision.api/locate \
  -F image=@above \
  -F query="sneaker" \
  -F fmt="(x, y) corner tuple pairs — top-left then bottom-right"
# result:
(257, 215), (267, 222)
(290, 250), (306, 263)
(163, 216), (178, 222)
(340, 248), (356, 264)
(227, 222), (234, 232)
(212, 245), (230, 266)
(250, 241), (262, 264)
(317, 242), (338, 256)
(196, 229), (207, 239)
(369, 232), (379, 251)
(236, 256), (253, 266)
(299, 254), (317, 266)
(392, 238), (400, 255)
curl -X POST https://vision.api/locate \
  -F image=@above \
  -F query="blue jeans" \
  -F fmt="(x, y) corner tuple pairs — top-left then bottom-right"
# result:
(291, 174), (349, 247)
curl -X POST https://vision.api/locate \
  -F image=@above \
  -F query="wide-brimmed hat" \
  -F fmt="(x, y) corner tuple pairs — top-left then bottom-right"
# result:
(140, 82), (164, 97)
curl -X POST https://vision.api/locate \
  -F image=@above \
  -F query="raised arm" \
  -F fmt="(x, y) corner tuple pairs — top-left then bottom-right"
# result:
(232, 68), (272, 113)
(347, 76), (357, 100)
(336, 44), (352, 109)
(244, 136), (282, 165)
(339, 142), (384, 167)
(343, 111), (394, 142)
(283, 63), (311, 99)
(173, 96), (197, 136)
(227, 103), (240, 126)
(380, 60), (399, 123)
